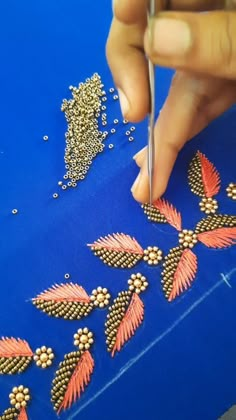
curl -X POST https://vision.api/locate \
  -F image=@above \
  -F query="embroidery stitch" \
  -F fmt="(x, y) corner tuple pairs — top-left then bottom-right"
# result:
(51, 328), (94, 414)
(105, 274), (148, 356)
(32, 282), (110, 320)
(88, 233), (163, 268)
(0, 338), (33, 374)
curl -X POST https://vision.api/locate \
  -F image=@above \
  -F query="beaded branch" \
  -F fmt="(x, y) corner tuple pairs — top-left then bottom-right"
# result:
(89, 151), (236, 302)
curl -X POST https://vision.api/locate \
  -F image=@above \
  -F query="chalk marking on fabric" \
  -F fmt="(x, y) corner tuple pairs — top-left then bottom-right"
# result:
(221, 267), (236, 288)
(69, 272), (235, 419)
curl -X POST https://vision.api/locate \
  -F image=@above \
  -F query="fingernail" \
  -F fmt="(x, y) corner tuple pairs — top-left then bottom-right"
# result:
(131, 172), (141, 194)
(151, 18), (192, 57)
(117, 88), (130, 117)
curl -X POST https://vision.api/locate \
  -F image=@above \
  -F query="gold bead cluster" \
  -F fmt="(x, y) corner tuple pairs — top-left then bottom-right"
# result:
(143, 246), (163, 265)
(226, 183), (236, 200)
(90, 247), (142, 268)
(90, 287), (110, 308)
(0, 355), (32, 374)
(9, 386), (30, 410)
(161, 247), (183, 300)
(128, 273), (148, 294)
(141, 203), (167, 224)
(33, 346), (54, 369)
(179, 229), (198, 248)
(51, 351), (81, 412)
(199, 197), (218, 214)
(105, 291), (132, 353)
(33, 299), (93, 320)
(73, 328), (94, 351)
(60, 74), (106, 190)
(195, 214), (236, 234)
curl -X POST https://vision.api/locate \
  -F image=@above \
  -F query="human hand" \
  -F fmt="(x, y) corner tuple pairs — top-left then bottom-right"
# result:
(106, 0), (236, 203)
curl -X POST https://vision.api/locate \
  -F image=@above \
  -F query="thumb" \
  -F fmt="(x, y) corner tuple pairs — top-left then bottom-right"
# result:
(144, 11), (236, 79)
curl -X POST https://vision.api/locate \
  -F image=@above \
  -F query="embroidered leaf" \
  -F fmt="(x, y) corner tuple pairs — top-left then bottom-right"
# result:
(198, 228), (236, 248)
(162, 247), (198, 301)
(32, 283), (93, 320)
(195, 214), (236, 234)
(142, 198), (182, 230)
(0, 338), (33, 374)
(188, 151), (220, 198)
(88, 233), (144, 268)
(51, 350), (94, 414)
(153, 198), (182, 231)
(17, 408), (28, 420)
(105, 291), (144, 357)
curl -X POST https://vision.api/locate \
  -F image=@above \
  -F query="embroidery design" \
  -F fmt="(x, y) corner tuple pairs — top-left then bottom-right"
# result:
(0, 337), (54, 374)
(105, 273), (148, 356)
(0, 385), (31, 420)
(226, 183), (236, 201)
(88, 233), (163, 268)
(51, 328), (94, 414)
(32, 282), (110, 320)
(188, 151), (221, 214)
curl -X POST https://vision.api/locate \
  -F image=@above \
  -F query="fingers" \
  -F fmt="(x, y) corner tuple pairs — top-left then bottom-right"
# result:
(106, 18), (149, 122)
(131, 72), (236, 203)
(114, 0), (225, 25)
(145, 11), (236, 79)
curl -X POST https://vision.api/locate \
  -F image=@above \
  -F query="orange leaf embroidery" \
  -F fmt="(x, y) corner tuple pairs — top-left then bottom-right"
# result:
(168, 249), (198, 302)
(88, 233), (143, 254)
(18, 407), (28, 420)
(198, 151), (221, 198)
(32, 283), (91, 303)
(0, 338), (33, 358)
(111, 293), (144, 357)
(57, 351), (94, 414)
(198, 227), (236, 248)
(153, 198), (182, 231)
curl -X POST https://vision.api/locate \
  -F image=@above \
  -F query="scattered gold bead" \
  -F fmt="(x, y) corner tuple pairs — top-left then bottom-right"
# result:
(12, 209), (18, 215)
(43, 135), (48, 141)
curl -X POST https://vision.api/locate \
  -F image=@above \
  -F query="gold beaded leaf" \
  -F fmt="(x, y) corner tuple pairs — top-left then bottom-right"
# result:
(88, 233), (144, 268)
(188, 151), (221, 198)
(0, 407), (18, 419)
(51, 350), (94, 414)
(32, 283), (94, 320)
(142, 198), (182, 231)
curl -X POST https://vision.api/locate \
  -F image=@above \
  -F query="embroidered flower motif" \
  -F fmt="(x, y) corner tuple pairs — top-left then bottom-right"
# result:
(73, 328), (94, 351)
(33, 346), (54, 369)
(178, 229), (198, 248)
(226, 183), (236, 200)
(90, 287), (110, 308)
(9, 386), (30, 410)
(128, 273), (148, 294)
(199, 197), (218, 214)
(143, 246), (163, 265)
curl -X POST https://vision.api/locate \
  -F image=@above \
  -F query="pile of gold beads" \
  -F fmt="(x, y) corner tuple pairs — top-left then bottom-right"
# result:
(226, 183), (236, 200)
(33, 346), (55, 369)
(60, 74), (106, 190)
(9, 386), (30, 410)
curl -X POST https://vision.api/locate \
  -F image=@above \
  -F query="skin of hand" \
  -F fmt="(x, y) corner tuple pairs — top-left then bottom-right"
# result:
(106, 0), (236, 203)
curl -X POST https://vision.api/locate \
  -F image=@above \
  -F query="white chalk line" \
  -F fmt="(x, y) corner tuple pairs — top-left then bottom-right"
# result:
(69, 270), (236, 419)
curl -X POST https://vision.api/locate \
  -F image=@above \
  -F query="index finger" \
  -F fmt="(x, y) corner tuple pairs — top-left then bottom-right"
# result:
(114, 0), (225, 24)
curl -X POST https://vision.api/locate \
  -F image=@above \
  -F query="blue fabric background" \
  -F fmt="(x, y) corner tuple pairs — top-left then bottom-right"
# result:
(0, 1), (235, 419)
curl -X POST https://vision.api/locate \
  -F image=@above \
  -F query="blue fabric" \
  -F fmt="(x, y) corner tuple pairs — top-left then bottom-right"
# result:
(0, 1), (235, 419)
